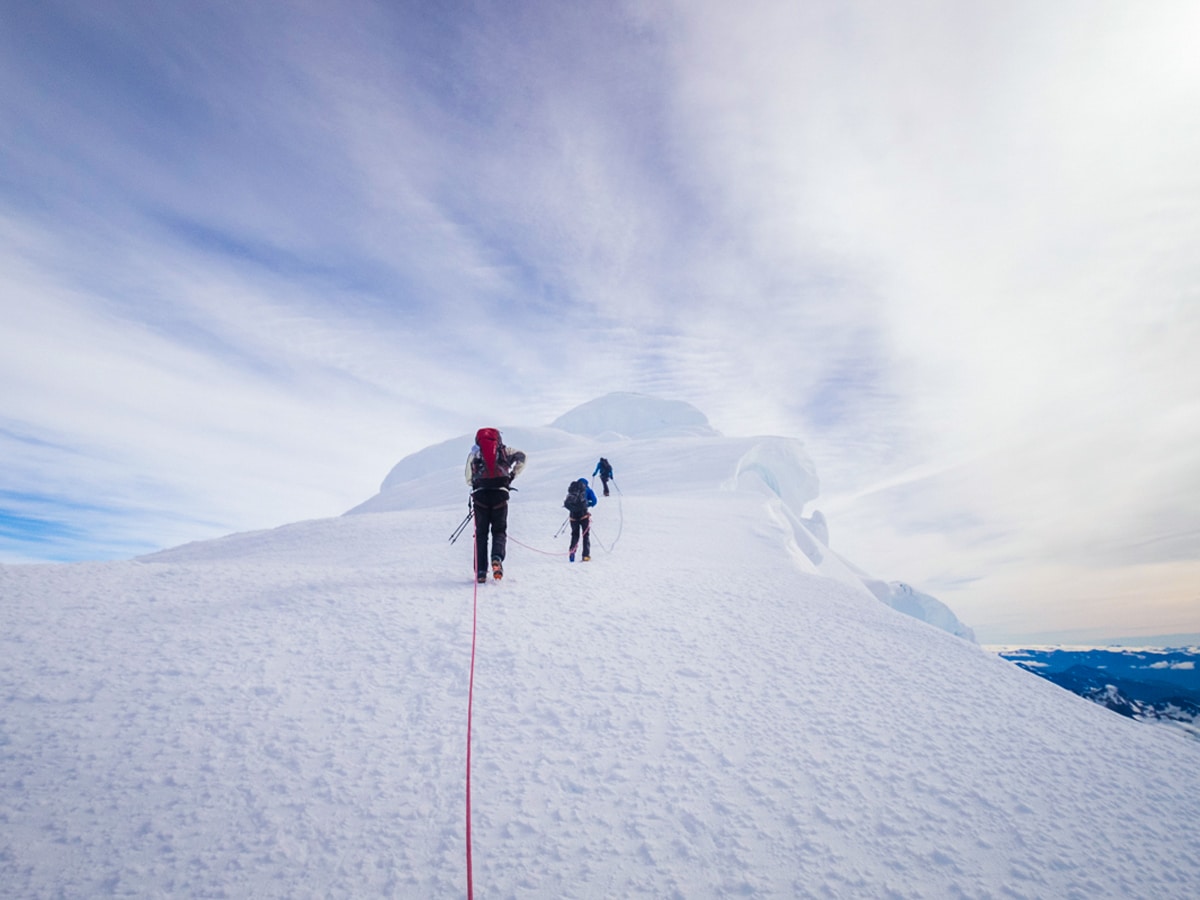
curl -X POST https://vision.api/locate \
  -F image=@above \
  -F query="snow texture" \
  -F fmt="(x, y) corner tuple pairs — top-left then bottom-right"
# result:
(3, 393), (1199, 897)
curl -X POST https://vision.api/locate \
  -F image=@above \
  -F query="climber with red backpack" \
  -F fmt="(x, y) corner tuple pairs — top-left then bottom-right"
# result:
(464, 428), (527, 583)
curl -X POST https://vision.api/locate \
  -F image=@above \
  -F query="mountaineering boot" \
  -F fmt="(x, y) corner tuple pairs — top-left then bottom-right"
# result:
(569, 552), (575, 562)
(491, 557), (503, 580)
(477, 572), (487, 584)
(582, 556), (590, 562)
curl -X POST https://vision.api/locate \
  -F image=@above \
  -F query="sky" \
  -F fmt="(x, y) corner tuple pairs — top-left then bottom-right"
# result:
(1, 0), (1198, 643)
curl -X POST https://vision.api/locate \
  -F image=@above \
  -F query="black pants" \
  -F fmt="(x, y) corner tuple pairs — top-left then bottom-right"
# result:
(600, 476), (610, 496)
(569, 514), (590, 558)
(472, 490), (508, 575)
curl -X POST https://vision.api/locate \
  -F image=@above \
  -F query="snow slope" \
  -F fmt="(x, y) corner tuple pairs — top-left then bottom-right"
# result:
(351, 393), (971, 641)
(3, 395), (1199, 897)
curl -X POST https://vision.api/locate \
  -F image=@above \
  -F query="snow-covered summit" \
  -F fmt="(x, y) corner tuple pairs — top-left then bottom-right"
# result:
(351, 393), (973, 641)
(549, 391), (719, 440)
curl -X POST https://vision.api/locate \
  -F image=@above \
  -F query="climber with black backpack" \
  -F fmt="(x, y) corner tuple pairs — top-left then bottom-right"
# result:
(562, 477), (597, 562)
(465, 428), (527, 583)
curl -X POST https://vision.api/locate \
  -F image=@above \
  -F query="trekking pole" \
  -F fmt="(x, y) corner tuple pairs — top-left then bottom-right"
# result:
(449, 504), (474, 544)
(554, 516), (569, 538)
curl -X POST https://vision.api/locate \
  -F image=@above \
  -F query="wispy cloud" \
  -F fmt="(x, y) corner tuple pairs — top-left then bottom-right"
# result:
(1, 1), (1197, 641)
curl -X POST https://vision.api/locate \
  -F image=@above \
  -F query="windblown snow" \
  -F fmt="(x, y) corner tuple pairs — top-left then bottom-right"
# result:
(3, 393), (1198, 898)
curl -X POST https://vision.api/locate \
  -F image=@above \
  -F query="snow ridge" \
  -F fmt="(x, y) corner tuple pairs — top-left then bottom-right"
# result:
(2, 393), (1198, 897)
(354, 393), (971, 640)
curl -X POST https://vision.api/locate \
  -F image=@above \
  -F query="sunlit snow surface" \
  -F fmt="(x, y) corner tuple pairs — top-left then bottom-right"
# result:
(3, 395), (1198, 897)
(354, 392), (970, 641)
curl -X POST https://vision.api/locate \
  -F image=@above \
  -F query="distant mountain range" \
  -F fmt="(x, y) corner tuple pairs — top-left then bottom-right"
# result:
(998, 646), (1200, 741)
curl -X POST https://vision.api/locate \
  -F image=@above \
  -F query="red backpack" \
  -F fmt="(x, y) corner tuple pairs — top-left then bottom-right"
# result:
(474, 427), (504, 478)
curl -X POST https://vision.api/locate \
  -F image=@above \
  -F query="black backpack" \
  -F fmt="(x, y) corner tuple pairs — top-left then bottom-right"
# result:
(563, 480), (589, 516)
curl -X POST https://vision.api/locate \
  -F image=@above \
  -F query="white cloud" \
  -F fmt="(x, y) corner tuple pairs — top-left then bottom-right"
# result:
(1149, 660), (1196, 670)
(1, 1), (1197, 640)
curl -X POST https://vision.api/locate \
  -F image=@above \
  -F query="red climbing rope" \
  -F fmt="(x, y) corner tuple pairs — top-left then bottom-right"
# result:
(508, 519), (590, 557)
(463, 511), (601, 897)
(465, 530), (479, 899)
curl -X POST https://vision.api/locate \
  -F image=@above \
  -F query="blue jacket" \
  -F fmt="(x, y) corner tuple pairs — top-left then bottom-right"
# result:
(579, 478), (598, 507)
